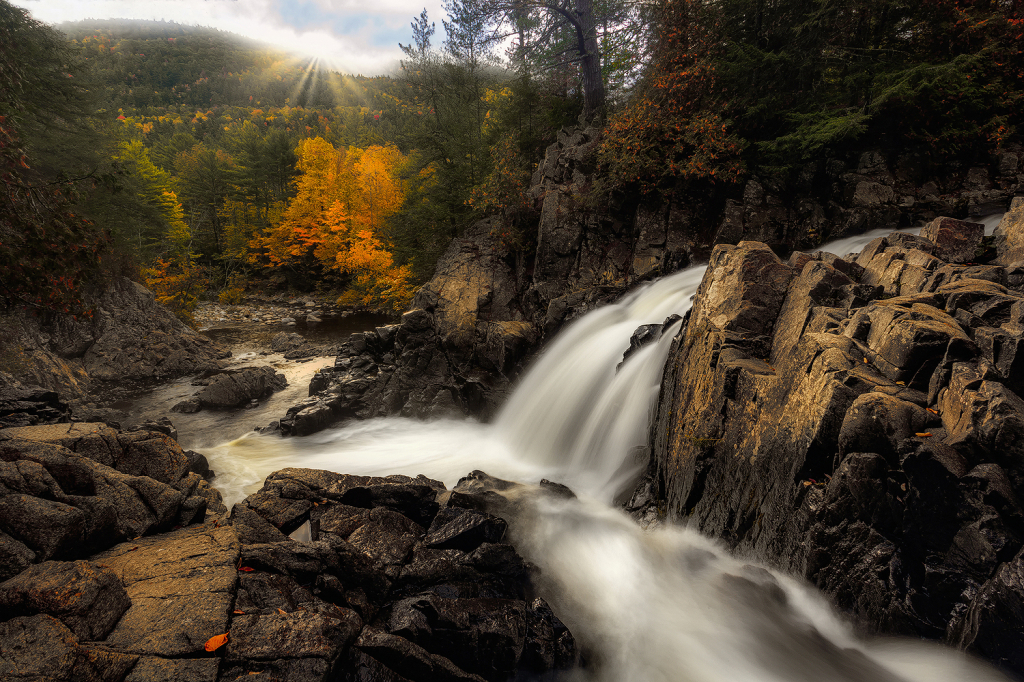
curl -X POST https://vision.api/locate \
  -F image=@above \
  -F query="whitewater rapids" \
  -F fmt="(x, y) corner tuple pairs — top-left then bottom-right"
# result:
(202, 215), (1008, 682)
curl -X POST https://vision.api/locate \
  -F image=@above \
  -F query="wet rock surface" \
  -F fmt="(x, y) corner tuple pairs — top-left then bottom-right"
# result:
(172, 366), (288, 413)
(0, 440), (579, 682)
(645, 214), (1024, 677)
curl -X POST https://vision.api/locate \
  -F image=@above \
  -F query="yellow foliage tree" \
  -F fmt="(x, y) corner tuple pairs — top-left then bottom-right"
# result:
(250, 137), (340, 268)
(249, 138), (414, 311)
(335, 230), (416, 312)
(355, 145), (405, 232)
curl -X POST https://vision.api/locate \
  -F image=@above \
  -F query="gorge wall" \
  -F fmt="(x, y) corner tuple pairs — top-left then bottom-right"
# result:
(638, 202), (1024, 675)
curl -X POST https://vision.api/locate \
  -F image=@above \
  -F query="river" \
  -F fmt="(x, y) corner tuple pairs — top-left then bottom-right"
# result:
(131, 217), (1008, 682)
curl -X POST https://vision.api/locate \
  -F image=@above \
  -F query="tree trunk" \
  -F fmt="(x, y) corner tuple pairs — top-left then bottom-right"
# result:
(574, 0), (606, 120)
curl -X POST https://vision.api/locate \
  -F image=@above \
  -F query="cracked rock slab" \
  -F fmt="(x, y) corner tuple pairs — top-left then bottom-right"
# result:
(91, 524), (239, 657)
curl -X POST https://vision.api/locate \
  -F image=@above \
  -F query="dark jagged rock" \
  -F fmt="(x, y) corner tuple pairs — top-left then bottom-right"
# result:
(644, 214), (1024, 677)
(127, 416), (177, 441)
(0, 384), (68, 429)
(218, 467), (578, 682)
(3, 277), (231, 402)
(0, 423), (223, 578)
(0, 434), (573, 681)
(172, 366), (287, 412)
(620, 315), (682, 369)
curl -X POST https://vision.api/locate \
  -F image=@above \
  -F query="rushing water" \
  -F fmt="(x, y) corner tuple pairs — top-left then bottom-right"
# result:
(193, 215), (1009, 682)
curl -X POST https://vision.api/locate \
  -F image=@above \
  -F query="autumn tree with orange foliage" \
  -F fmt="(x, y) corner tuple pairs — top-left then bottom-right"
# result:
(251, 136), (341, 272)
(599, 0), (744, 195)
(249, 137), (414, 311)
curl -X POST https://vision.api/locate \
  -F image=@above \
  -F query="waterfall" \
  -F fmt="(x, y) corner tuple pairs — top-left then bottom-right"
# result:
(494, 266), (705, 500)
(202, 214), (1008, 682)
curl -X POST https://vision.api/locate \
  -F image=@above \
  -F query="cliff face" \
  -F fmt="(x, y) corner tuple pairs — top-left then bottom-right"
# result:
(643, 203), (1024, 675)
(1, 277), (230, 408)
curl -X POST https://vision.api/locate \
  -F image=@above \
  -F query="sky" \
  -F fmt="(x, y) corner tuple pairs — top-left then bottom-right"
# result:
(12, 0), (447, 76)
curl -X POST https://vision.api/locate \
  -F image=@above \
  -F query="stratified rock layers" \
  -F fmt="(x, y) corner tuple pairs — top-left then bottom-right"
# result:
(646, 214), (1024, 676)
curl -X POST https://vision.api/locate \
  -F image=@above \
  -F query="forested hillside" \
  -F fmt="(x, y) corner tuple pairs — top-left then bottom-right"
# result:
(2, 0), (1022, 324)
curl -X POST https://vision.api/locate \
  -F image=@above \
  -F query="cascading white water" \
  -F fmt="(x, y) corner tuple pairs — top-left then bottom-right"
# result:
(205, 266), (706, 505)
(202, 214), (1009, 682)
(508, 492), (1006, 682)
(494, 267), (705, 500)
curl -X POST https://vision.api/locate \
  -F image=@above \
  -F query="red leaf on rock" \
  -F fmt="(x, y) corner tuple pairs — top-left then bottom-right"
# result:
(204, 632), (228, 651)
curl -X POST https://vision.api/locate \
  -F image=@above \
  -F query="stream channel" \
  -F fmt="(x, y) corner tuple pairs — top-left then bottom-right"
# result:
(122, 217), (1008, 682)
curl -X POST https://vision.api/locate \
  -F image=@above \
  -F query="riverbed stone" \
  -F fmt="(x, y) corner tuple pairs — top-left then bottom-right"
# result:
(92, 524), (239, 657)
(174, 366), (287, 412)
(0, 560), (130, 640)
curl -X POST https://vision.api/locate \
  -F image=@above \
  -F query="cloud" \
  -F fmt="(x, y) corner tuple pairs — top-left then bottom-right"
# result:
(12, 0), (446, 76)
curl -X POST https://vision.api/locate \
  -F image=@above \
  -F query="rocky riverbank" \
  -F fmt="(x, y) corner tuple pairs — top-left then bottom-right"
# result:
(634, 200), (1024, 675)
(0, 277), (232, 413)
(0, 422), (578, 682)
(194, 296), (365, 330)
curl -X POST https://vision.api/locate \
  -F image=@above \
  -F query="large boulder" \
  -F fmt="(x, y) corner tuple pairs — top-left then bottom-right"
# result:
(921, 216), (985, 264)
(173, 366), (287, 412)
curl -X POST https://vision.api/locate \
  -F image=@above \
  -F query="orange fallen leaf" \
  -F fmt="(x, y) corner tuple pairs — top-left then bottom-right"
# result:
(915, 432), (932, 438)
(238, 566), (255, 572)
(233, 610), (245, 615)
(927, 408), (939, 414)
(277, 608), (287, 615)
(204, 632), (229, 652)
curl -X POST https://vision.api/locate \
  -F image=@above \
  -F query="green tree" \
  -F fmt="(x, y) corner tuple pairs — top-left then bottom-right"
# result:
(448, 0), (608, 117)
(0, 0), (111, 312)
(175, 142), (234, 256)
